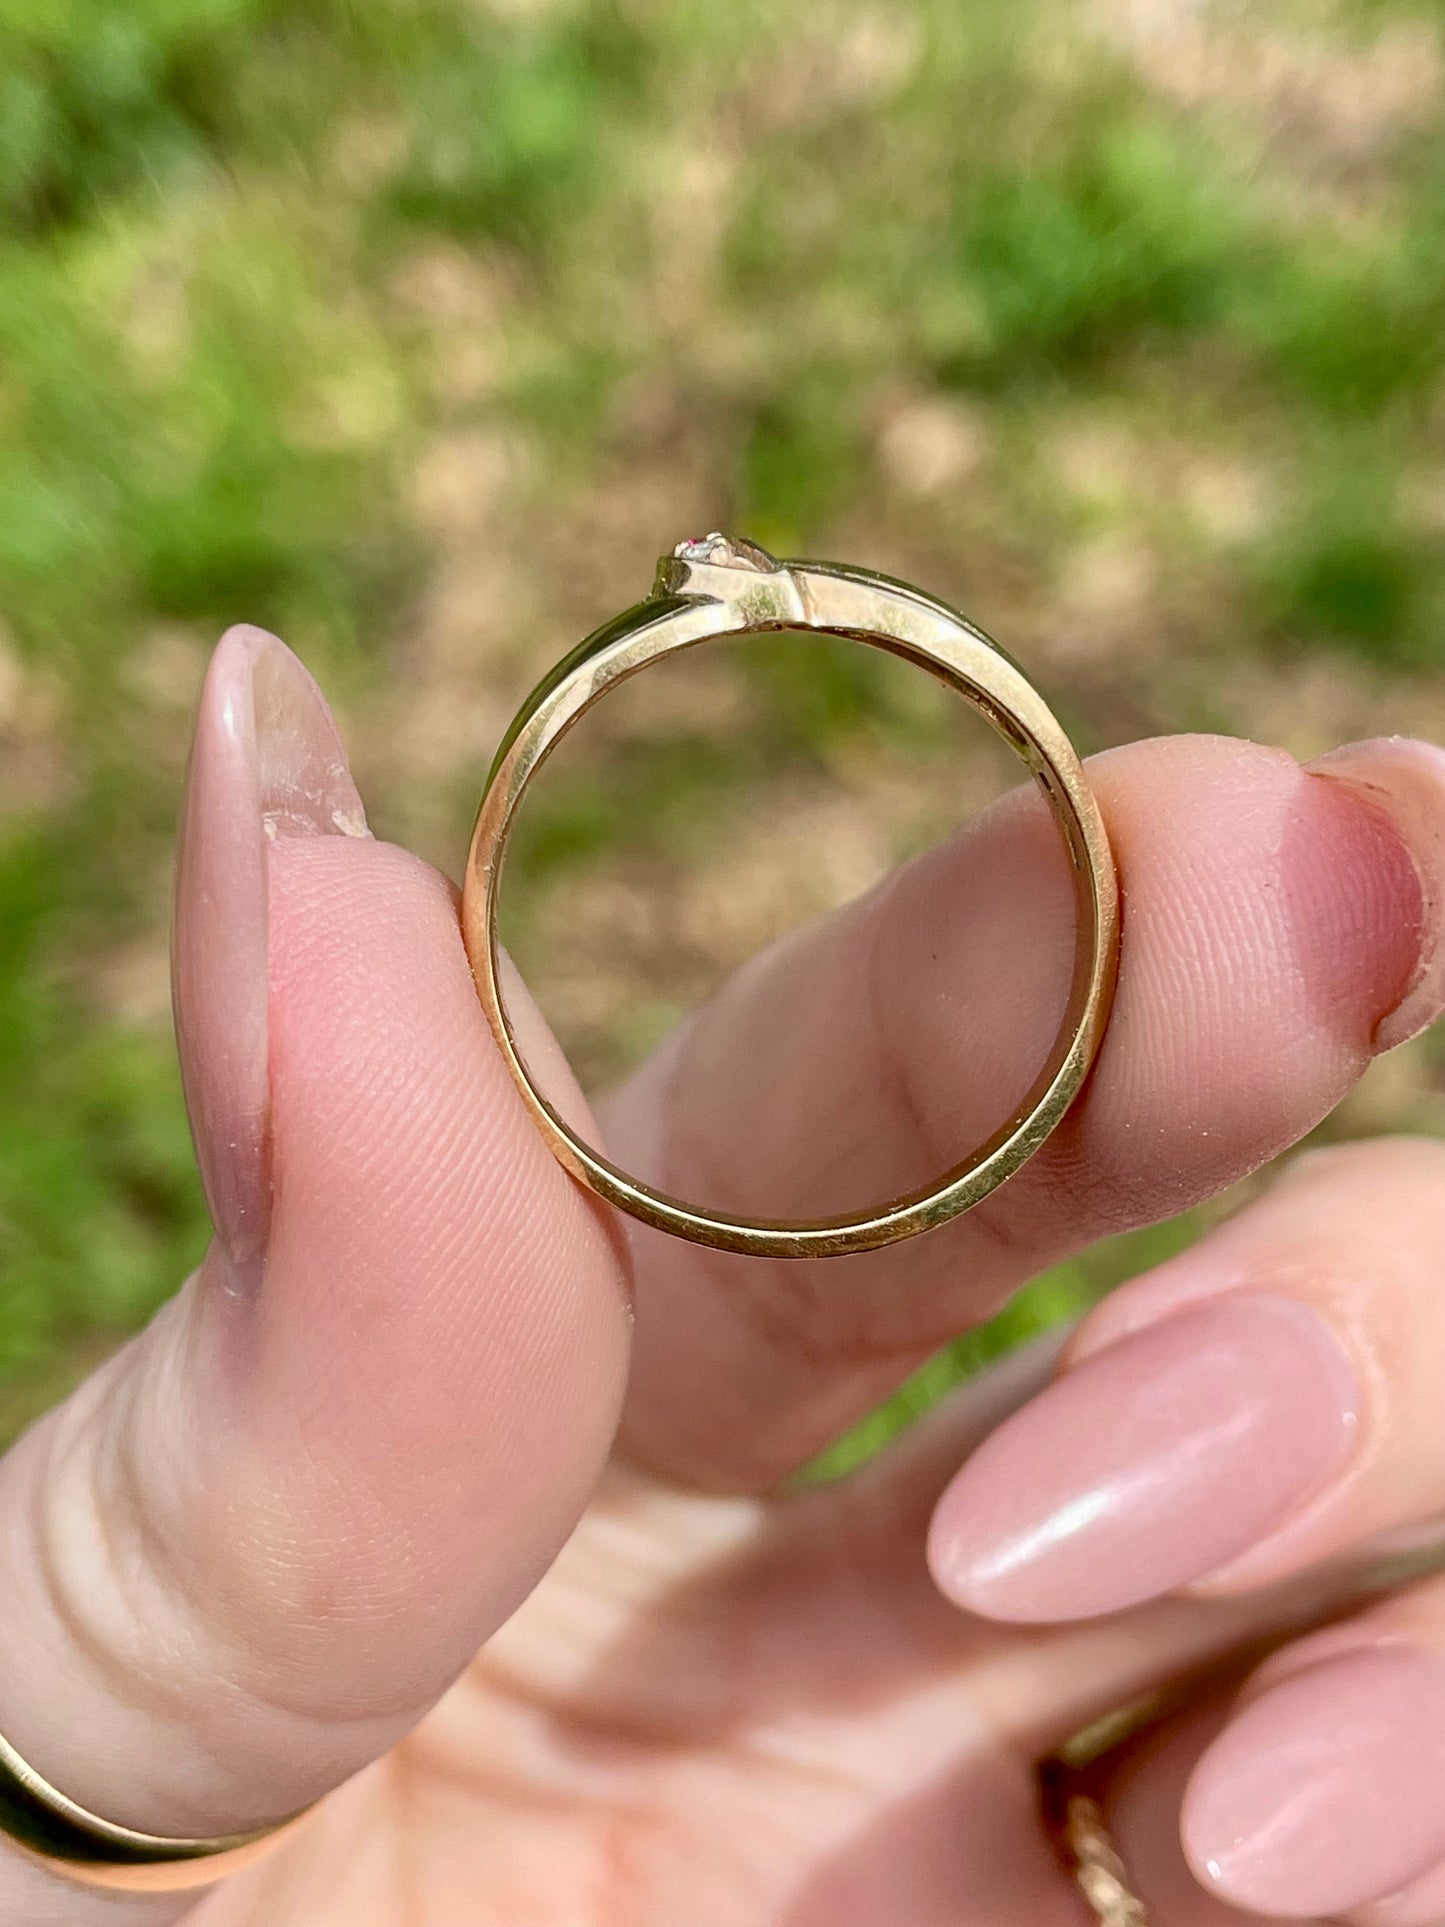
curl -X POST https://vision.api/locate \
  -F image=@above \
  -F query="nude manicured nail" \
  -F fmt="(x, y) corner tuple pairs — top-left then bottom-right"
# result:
(1183, 1646), (1445, 1917)
(1310, 736), (1445, 1051)
(173, 626), (368, 1267)
(926, 1293), (1359, 1622)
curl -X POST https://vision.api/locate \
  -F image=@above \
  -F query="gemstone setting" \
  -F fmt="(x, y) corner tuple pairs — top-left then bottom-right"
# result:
(671, 532), (776, 572)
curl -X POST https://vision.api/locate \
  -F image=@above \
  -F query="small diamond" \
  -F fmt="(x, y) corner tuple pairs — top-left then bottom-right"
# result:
(653, 531), (788, 603)
(674, 532), (733, 563)
(670, 532), (775, 572)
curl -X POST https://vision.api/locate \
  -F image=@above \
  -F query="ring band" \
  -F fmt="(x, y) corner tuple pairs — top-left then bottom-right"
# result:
(1043, 1751), (1150, 1924)
(1053, 1786), (1149, 1925)
(0, 1725), (308, 1892)
(463, 534), (1120, 1259)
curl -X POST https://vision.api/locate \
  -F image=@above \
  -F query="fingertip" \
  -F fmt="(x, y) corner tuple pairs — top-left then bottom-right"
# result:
(925, 1293), (1358, 1626)
(1307, 736), (1445, 1052)
(1181, 1647), (1445, 1918)
(1094, 732), (1424, 1071)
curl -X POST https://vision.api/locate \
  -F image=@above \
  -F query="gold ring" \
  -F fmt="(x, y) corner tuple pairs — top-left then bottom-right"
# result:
(0, 1723), (308, 1891)
(463, 534), (1120, 1259)
(1054, 1787), (1149, 1924)
(1042, 1754), (1150, 1924)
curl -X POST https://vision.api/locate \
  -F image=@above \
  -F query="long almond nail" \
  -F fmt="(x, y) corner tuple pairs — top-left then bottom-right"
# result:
(172, 627), (368, 1267)
(1183, 1646), (1445, 1916)
(1310, 736), (1445, 1051)
(926, 1293), (1359, 1622)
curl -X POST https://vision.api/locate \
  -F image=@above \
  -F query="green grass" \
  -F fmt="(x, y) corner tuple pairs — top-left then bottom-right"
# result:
(0, 0), (1442, 1434)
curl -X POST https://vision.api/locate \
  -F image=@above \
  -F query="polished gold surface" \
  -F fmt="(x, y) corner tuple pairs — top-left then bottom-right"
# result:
(464, 535), (1120, 1258)
(0, 1724), (308, 1892)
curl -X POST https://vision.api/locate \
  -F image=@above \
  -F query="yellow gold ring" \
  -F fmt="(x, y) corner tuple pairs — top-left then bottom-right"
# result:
(0, 1723), (308, 1892)
(463, 535), (1120, 1260)
(1043, 1750), (1151, 1924)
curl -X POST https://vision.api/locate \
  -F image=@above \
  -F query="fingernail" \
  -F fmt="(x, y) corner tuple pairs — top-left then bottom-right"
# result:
(1183, 1646), (1445, 1916)
(926, 1293), (1358, 1622)
(1310, 736), (1445, 1051)
(172, 626), (368, 1268)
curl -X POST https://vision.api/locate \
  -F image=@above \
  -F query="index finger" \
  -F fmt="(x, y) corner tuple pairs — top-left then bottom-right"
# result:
(604, 731), (1445, 1491)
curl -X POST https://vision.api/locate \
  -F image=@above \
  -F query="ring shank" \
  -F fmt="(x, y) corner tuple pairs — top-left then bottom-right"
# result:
(463, 554), (1119, 1259)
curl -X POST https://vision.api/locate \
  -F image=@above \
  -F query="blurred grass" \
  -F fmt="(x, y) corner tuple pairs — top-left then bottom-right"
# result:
(0, 0), (1442, 1439)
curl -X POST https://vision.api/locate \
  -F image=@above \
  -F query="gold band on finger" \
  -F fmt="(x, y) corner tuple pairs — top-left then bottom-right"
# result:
(463, 534), (1121, 1260)
(0, 1724), (310, 1893)
(1042, 1755), (1150, 1925)
(1055, 1788), (1149, 1926)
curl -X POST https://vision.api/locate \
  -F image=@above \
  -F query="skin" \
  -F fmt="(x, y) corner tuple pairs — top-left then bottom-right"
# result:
(2, 628), (1445, 1925)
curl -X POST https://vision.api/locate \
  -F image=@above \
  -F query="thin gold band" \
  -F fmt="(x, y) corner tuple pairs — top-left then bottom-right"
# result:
(0, 1726), (308, 1892)
(463, 535), (1120, 1259)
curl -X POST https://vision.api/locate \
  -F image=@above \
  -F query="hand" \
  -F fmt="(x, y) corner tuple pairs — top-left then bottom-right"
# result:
(1, 625), (1443, 1926)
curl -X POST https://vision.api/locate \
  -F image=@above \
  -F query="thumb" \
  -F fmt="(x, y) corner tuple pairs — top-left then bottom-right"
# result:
(0, 629), (630, 1910)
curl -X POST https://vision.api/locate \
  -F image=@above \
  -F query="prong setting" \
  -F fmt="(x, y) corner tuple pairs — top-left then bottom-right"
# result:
(654, 532), (804, 621)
